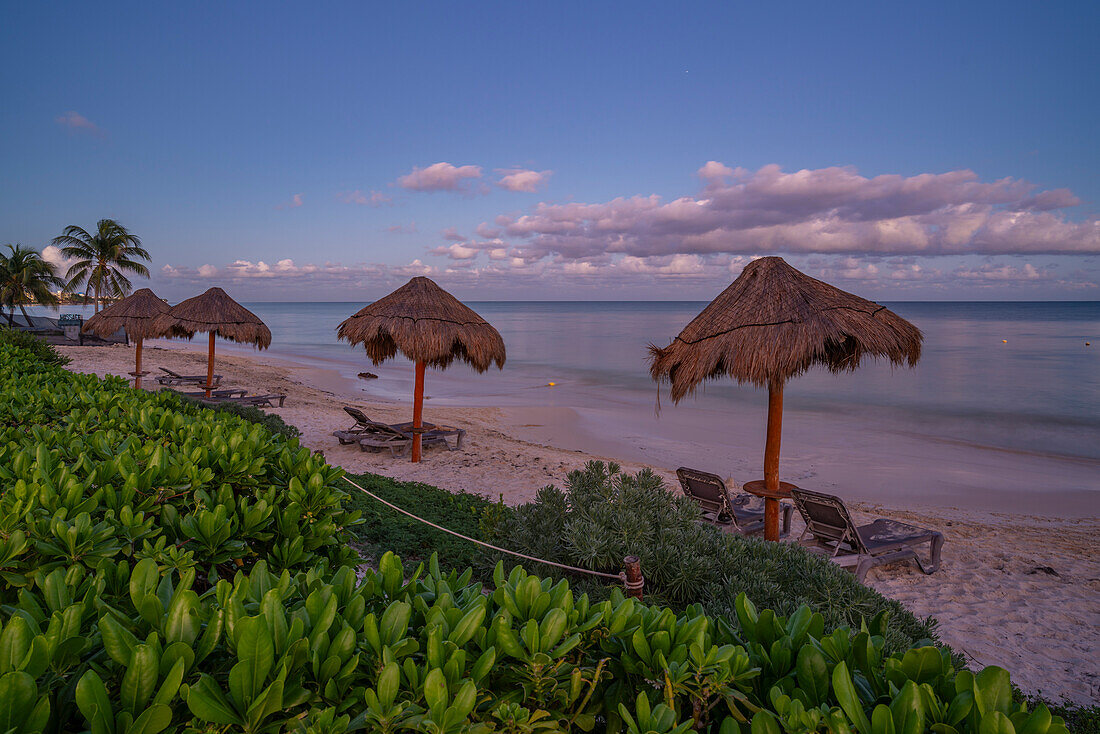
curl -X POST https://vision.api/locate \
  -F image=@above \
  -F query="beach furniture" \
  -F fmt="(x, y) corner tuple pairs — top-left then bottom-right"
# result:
(198, 393), (287, 408)
(151, 287), (270, 397)
(334, 406), (465, 456)
(791, 487), (944, 581)
(177, 388), (248, 399)
(650, 257), (922, 541)
(82, 289), (171, 387)
(157, 367), (224, 387)
(676, 467), (792, 536)
(337, 276), (504, 463)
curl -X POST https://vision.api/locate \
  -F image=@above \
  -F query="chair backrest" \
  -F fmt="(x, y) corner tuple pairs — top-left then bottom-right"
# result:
(344, 406), (372, 426)
(160, 367), (181, 377)
(675, 467), (734, 518)
(790, 488), (868, 553)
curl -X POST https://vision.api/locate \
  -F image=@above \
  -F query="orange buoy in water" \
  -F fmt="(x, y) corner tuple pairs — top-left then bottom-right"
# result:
(547, 382), (556, 387)
(1002, 340), (1007, 343)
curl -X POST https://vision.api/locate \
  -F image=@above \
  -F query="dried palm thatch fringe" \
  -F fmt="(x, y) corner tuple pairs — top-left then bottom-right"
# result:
(649, 257), (922, 402)
(81, 287), (171, 341)
(151, 286), (271, 347)
(337, 276), (505, 372)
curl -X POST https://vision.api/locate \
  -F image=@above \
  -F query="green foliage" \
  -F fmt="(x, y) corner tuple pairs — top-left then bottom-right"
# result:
(0, 327), (70, 366)
(1024, 698), (1100, 734)
(0, 343), (1058, 733)
(493, 461), (941, 653)
(342, 472), (492, 571)
(170, 392), (301, 439)
(0, 342), (361, 587)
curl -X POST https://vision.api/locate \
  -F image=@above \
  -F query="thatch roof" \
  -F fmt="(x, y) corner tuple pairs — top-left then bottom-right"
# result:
(649, 257), (922, 401)
(81, 287), (171, 341)
(151, 287), (271, 348)
(337, 276), (505, 372)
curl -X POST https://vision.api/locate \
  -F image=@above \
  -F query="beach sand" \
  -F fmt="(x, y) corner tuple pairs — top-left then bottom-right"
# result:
(59, 341), (1100, 704)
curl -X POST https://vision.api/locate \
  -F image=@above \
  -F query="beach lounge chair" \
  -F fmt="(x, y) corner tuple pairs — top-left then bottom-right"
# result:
(198, 393), (287, 408)
(157, 368), (223, 387)
(177, 388), (248, 399)
(676, 467), (792, 536)
(791, 487), (944, 582)
(333, 407), (465, 456)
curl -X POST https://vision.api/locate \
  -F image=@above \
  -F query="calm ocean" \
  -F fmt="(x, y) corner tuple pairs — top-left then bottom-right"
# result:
(36, 301), (1100, 462)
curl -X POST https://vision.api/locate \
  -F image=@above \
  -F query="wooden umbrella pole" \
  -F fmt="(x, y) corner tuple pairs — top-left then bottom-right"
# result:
(205, 332), (216, 398)
(134, 338), (144, 389)
(411, 361), (426, 462)
(763, 379), (784, 541)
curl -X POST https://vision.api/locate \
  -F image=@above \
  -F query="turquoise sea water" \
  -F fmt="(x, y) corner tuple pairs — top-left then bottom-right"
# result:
(34, 301), (1100, 462)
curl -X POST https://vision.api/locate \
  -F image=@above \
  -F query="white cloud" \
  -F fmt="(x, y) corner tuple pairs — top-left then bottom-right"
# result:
(337, 189), (391, 206)
(496, 168), (552, 192)
(276, 193), (303, 210)
(396, 162), (483, 192)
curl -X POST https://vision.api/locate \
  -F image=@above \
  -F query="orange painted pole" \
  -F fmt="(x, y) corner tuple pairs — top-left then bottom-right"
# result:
(411, 361), (426, 462)
(134, 338), (144, 389)
(205, 332), (216, 398)
(763, 379), (784, 541)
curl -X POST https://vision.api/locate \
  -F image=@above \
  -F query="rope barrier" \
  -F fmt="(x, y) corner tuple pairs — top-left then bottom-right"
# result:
(341, 474), (635, 587)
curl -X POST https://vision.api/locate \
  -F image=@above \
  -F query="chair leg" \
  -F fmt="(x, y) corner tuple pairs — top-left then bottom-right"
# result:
(913, 532), (945, 575)
(780, 504), (793, 536)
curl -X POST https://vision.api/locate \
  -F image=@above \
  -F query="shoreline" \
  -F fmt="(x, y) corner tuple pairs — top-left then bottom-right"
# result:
(57, 341), (1100, 704)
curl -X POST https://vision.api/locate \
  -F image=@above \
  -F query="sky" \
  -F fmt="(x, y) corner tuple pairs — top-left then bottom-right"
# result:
(2, 1), (1098, 301)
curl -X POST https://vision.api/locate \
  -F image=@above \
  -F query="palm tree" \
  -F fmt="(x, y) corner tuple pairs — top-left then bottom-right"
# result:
(0, 244), (66, 327)
(52, 219), (151, 312)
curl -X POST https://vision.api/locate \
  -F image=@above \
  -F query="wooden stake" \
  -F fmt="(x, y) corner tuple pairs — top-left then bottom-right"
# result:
(134, 338), (143, 389)
(622, 556), (644, 599)
(411, 361), (426, 462)
(205, 332), (216, 398)
(763, 379), (784, 541)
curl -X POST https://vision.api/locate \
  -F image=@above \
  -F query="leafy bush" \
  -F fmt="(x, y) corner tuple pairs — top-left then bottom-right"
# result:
(171, 391), (301, 439)
(342, 472), (493, 571)
(492, 462), (941, 653)
(0, 326), (70, 366)
(0, 342), (360, 587)
(0, 343), (1064, 733)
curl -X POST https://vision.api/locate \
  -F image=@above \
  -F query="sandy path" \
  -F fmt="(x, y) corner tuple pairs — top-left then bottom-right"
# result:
(57, 342), (1100, 704)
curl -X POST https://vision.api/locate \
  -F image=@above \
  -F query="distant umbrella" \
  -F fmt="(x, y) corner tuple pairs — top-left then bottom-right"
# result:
(649, 257), (922, 540)
(337, 276), (505, 462)
(82, 287), (171, 388)
(152, 287), (271, 396)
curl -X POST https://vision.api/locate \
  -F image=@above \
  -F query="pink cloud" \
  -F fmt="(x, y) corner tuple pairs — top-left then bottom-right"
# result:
(396, 162), (483, 192)
(337, 189), (391, 206)
(480, 163), (1097, 261)
(55, 111), (104, 137)
(384, 222), (418, 234)
(275, 193), (303, 210)
(496, 168), (553, 192)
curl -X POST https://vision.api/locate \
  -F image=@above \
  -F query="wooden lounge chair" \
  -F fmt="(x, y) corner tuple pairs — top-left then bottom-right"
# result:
(791, 487), (944, 582)
(333, 406), (465, 455)
(676, 467), (792, 537)
(157, 368), (223, 387)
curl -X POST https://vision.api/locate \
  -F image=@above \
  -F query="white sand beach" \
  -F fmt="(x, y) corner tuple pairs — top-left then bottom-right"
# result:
(59, 341), (1100, 704)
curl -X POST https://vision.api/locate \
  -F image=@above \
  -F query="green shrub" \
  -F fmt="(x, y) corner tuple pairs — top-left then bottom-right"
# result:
(171, 391), (301, 439)
(342, 472), (493, 571)
(492, 461), (941, 653)
(0, 342), (360, 587)
(0, 326), (70, 366)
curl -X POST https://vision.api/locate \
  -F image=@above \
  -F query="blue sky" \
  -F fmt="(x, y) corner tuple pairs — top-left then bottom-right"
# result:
(2, 1), (1097, 300)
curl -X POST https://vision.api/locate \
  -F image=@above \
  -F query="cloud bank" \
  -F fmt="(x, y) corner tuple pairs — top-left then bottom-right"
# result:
(496, 168), (552, 192)
(481, 163), (1096, 262)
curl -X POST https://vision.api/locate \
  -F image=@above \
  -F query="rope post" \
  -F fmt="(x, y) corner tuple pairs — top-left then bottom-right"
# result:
(622, 556), (644, 600)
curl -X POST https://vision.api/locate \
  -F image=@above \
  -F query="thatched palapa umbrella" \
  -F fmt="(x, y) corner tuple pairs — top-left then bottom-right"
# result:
(152, 287), (271, 396)
(649, 257), (922, 540)
(81, 287), (171, 388)
(337, 276), (505, 462)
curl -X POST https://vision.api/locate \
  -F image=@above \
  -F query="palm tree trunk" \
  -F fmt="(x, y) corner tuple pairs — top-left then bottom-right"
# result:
(18, 304), (32, 328)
